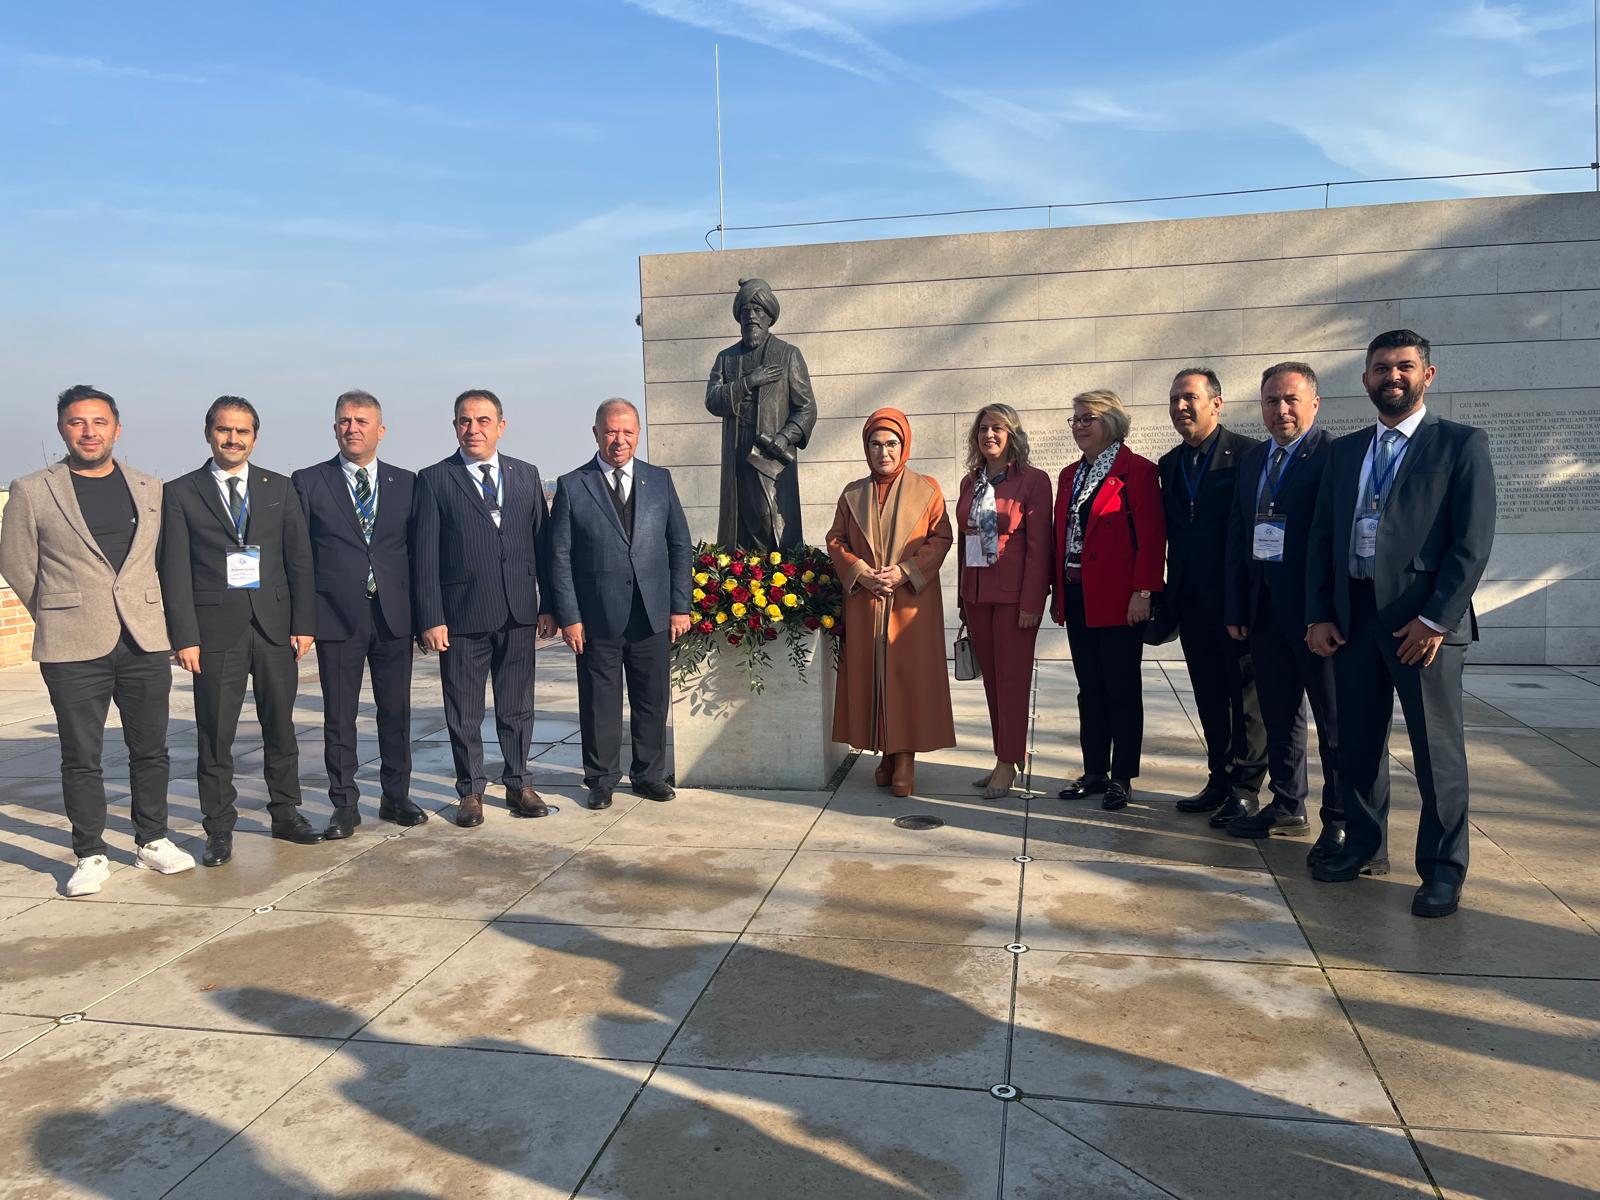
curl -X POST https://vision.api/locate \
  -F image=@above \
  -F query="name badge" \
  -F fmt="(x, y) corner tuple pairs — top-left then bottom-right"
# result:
(964, 533), (988, 566)
(1355, 515), (1380, 560)
(226, 546), (262, 589)
(1252, 517), (1286, 562)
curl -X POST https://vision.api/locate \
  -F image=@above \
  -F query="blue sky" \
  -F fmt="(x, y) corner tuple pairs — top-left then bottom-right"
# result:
(1, 0), (1595, 480)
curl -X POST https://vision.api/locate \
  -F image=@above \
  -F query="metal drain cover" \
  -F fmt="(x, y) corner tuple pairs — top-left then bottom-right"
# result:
(893, 815), (945, 831)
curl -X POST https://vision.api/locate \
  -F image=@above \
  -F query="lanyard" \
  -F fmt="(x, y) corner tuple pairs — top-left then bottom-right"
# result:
(1366, 434), (1404, 511)
(228, 482), (251, 545)
(1257, 441), (1301, 514)
(1181, 436), (1219, 510)
(344, 468), (378, 525)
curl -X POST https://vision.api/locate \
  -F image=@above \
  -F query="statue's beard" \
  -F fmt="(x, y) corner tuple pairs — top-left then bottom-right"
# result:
(742, 325), (767, 350)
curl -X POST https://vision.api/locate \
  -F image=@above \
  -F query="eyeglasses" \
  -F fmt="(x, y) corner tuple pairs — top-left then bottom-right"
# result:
(1070, 415), (1100, 428)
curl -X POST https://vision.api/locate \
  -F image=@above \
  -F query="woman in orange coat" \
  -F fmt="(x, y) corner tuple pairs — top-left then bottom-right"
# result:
(955, 404), (1053, 799)
(827, 408), (956, 797)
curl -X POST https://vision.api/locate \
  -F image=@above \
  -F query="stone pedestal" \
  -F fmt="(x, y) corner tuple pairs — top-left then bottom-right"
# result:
(671, 633), (847, 789)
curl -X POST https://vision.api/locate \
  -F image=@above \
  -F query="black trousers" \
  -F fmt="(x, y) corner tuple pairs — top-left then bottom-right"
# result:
(40, 635), (172, 857)
(194, 619), (303, 836)
(1249, 587), (1342, 825)
(576, 588), (670, 791)
(1335, 580), (1467, 884)
(315, 596), (412, 810)
(1177, 593), (1267, 796)
(440, 618), (536, 797)
(1063, 583), (1144, 779)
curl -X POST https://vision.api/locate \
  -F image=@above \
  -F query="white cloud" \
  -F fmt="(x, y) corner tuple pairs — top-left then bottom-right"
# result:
(290, 77), (606, 142)
(19, 51), (205, 84)
(1447, 1), (1590, 41)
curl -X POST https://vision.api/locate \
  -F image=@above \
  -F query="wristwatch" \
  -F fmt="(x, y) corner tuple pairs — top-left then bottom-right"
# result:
(1136, 590), (1152, 599)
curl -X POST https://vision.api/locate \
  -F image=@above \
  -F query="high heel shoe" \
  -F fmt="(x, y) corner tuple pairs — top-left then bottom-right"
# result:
(891, 752), (916, 798)
(982, 762), (1018, 800)
(874, 754), (894, 787)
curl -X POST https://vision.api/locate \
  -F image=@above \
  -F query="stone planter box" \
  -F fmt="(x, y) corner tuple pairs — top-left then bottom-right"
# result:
(670, 632), (848, 790)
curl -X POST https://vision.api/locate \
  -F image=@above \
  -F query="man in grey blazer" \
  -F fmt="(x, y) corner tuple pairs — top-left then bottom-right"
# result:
(0, 385), (194, 895)
(1306, 330), (1496, 918)
(547, 399), (693, 809)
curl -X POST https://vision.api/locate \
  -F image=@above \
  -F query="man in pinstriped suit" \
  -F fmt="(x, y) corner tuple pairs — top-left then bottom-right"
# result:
(412, 389), (556, 828)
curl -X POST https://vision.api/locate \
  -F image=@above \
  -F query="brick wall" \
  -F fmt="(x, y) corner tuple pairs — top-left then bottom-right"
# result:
(0, 491), (37, 667)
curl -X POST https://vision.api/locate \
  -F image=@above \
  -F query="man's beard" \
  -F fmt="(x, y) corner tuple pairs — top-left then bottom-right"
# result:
(1368, 378), (1425, 419)
(68, 444), (113, 469)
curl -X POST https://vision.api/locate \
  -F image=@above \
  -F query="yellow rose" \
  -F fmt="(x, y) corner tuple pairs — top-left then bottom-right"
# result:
(722, 578), (737, 592)
(715, 611), (728, 625)
(692, 588), (706, 602)
(769, 551), (782, 565)
(731, 602), (747, 618)
(766, 604), (782, 619)
(716, 553), (731, 567)
(818, 573), (832, 584)
(693, 572), (709, 586)
(752, 592), (766, 607)
(782, 592), (799, 608)
(770, 572), (787, 587)
(801, 570), (815, 583)
(821, 614), (836, 629)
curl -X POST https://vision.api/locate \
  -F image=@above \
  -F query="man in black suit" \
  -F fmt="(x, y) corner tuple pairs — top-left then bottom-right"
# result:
(160, 396), (323, 866)
(293, 390), (428, 840)
(547, 399), (693, 810)
(1306, 330), (1495, 918)
(413, 389), (555, 828)
(1160, 368), (1267, 825)
(1223, 363), (1342, 854)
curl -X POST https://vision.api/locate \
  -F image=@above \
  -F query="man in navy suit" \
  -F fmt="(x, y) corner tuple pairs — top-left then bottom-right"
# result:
(547, 399), (693, 809)
(293, 390), (428, 840)
(1306, 330), (1496, 918)
(159, 396), (323, 867)
(1224, 363), (1342, 855)
(412, 389), (555, 828)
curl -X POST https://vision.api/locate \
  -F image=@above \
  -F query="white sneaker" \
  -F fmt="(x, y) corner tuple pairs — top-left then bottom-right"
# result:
(135, 838), (196, 875)
(64, 855), (111, 897)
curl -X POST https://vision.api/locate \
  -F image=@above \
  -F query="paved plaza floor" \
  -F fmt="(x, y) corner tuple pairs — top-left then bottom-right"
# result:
(0, 648), (1597, 1198)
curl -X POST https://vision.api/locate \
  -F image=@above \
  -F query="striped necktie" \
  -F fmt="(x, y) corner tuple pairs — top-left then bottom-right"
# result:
(354, 467), (376, 596)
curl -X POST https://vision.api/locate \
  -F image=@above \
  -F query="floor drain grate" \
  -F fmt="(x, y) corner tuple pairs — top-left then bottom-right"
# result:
(893, 815), (945, 831)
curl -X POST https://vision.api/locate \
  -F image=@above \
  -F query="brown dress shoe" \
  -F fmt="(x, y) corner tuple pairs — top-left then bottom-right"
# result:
(510, 786), (550, 818)
(873, 754), (894, 787)
(890, 751), (916, 798)
(456, 793), (484, 828)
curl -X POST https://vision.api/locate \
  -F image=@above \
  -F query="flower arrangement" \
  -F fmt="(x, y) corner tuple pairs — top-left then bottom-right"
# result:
(670, 542), (843, 693)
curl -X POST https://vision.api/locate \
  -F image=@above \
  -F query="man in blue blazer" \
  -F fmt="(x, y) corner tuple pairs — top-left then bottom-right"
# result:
(1224, 363), (1342, 855)
(1306, 330), (1496, 918)
(412, 389), (555, 828)
(547, 399), (693, 809)
(293, 390), (428, 840)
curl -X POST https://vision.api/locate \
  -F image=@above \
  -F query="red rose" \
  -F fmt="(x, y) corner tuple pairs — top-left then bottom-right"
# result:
(747, 615), (761, 630)
(731, 585), (750, 603)
(730, 563), (745, 577)
(698, 553), (715, 567)
(804, 582), (819, 596)
(763, 627), (778, 640)
(727, 634), (742, 645)
(783, 562), (798, 576)
(803, 616), (821, 630)
(750, 565), (765, 580)
(697, 620), (714, 634)
(699, 596), (717, 612)
(769, 586), (785, 601)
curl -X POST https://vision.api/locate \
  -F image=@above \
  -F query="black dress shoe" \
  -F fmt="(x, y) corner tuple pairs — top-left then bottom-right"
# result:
(1227, 805), (1310, 839)
(324, 808), (361, 841)
(633, 779), (676, 802)
(1058, 774), (1108, 800)
(1306, 826), (1346, 866)
(1208, 796), (1252, 828)
(1412, 881), (1461, 918)
(270, 814), (325, 845)
(378, 801), (430, 827)
(1311, 849), (1391, 882)
(202, 833), (232, 867)
(1175, 783), (1229, 813)
(587, 788), (614, 810)
(1101, 779), (1132, 811)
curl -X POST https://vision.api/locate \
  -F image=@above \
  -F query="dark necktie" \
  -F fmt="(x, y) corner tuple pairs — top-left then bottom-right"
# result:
(226, 476), (244, 537)
(1267, 446), (1287, 491)
(478, 464), (500, 520)
(611, 467), (626, 503)
(354, 467), (376, 596)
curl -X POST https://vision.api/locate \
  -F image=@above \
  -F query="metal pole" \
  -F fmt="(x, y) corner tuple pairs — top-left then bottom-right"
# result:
(1593, 0), (1599, 189)
(715, 44), (727, 249)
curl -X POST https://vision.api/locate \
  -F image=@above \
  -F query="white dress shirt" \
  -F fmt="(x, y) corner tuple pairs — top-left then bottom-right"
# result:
(460, 450), (503, 524)
(210, 460), (250, 539)
(340, 455), (380, 519)
(1349, 405), (1443, 631)
(596, 453), (635, 503)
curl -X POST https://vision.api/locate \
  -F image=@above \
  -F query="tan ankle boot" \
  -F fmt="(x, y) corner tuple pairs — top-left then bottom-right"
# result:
(891, 751), (916, 797)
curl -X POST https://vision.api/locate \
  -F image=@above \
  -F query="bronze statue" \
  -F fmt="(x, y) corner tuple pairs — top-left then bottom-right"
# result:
(705, 277), (817, 551)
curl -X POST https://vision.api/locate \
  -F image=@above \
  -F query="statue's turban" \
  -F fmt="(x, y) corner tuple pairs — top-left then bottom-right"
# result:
(733, 277), (779, 324)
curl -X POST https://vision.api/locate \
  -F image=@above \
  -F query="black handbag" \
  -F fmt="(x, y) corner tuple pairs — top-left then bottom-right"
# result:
(1122, 502), (1179, 646)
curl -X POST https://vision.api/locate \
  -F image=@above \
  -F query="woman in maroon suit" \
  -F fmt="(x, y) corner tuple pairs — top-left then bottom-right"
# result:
(956, 404), (1054, 798)
(1050, 390), (1166, 810)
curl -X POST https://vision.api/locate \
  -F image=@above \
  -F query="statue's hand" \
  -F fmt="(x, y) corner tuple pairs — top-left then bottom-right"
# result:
(748, 364), (782, 389)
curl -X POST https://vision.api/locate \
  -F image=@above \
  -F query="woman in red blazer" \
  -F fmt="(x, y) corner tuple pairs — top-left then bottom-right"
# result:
(956, 404), (1054, 798)
(1050, 389), (1166, 810)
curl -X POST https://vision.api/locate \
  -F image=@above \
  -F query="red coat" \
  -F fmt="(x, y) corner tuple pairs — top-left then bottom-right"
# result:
(1051, 446), (1165, 629)
(955, 464), (1054, 614)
